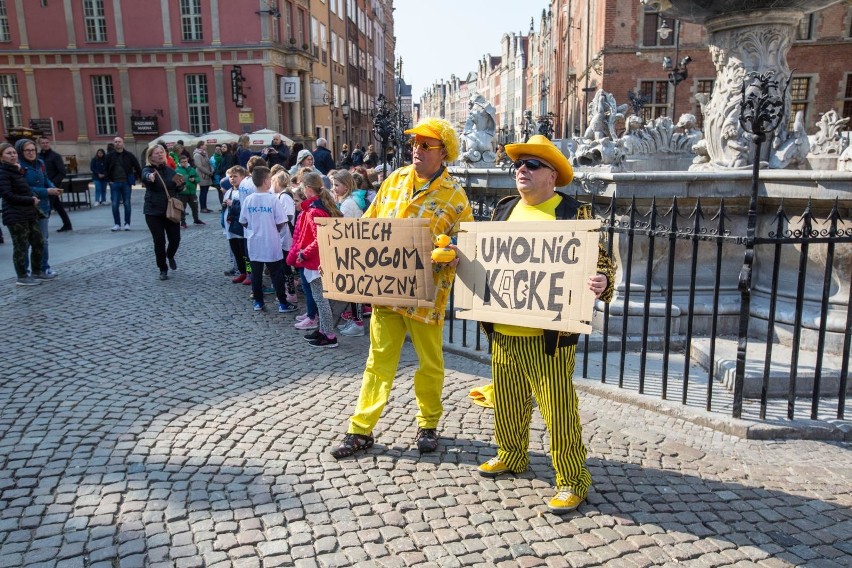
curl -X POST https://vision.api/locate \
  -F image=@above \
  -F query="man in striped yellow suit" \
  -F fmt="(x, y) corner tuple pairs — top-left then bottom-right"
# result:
(478, 135), (616, 514)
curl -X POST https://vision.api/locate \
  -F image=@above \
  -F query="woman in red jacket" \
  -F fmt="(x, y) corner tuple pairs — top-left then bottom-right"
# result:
(287, 171), (342, 347)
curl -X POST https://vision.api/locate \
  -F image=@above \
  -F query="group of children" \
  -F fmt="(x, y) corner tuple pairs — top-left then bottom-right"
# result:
(219, 156), (374, 348)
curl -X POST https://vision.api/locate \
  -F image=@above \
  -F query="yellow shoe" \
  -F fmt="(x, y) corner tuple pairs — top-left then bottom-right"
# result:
(477, 457), (512, 478)
(548, 487), (585, 514)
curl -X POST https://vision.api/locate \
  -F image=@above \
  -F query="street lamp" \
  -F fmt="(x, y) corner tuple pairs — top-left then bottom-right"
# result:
(657, 18), (691, 119)
(1, 91), (14, 132)
(341, 100), (350, 147)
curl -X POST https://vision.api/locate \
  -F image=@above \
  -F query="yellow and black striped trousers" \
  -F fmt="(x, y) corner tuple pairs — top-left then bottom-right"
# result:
(491, 332), (592, 496)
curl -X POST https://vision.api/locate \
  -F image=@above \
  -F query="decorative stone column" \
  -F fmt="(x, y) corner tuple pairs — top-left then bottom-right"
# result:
(696, 13), (800, 170)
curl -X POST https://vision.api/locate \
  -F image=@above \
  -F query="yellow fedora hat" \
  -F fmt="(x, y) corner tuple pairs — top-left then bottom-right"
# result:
(505, 135), (574, 186)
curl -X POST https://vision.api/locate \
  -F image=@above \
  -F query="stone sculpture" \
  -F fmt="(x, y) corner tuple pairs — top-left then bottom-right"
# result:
(583, 90), (626, 141)
(808, 109), (850, 156)
(460, 93), (497, 164)
(769, 110), (810, 169)
(572, 90), (704, 168)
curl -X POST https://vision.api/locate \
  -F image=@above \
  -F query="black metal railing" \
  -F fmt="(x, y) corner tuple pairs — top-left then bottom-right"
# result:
(447, 191), (852, 422)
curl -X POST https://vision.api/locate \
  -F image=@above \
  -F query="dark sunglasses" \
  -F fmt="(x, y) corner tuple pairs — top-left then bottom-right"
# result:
(513, 158), (553, 172)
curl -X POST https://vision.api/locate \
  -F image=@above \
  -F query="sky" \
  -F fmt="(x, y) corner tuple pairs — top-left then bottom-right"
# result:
(394, 1), (551, 103)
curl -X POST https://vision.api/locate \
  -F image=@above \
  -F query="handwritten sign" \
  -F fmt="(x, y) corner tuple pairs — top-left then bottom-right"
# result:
(454, 220), (602, 334)
(315, 218), (435, 307)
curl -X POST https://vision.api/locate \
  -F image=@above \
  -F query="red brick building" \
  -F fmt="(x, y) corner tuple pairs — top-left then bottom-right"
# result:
(420, 1), (852, 143)
(0, 0), (395, 168)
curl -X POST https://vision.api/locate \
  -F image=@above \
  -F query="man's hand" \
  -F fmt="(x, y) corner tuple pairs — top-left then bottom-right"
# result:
(588, 273), (608, 299)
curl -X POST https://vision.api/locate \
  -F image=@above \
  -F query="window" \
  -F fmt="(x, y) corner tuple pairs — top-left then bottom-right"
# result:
(796, 13), (814, 40)
(844, 74), (852, 120)
(283, 1), (293, 42)
(180, 0), (202, 41)
(695, 79), (714, 128)
(311, 17), (319, 57)
(640, 80), (670, 120)
(642, 9), (675, 47)
(0, 0), (11, 42)
(91, 75), (117, 136)
(331, 31), (338, 62)
(0, 74), (21, 128)
(185, 74), (210, 135)
(788, 76), (811, 131)
(83, 0), (107, 42)
(297, 9), (306, 45)
(320, 24), (327, 64)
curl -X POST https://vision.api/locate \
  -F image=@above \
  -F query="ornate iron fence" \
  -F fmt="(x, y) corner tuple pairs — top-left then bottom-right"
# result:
(448, 191), (852, 423)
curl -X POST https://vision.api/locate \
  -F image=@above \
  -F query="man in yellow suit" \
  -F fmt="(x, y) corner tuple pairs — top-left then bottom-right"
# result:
(477, 135), (616, 514)
(331, 117), (473, 458)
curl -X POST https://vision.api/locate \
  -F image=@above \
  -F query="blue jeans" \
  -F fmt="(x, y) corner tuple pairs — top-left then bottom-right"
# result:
(300, 269), (317, 318)
(94, 178), (108, 203)
(37, 217), (50, 272)
(110, 182), (132, 225)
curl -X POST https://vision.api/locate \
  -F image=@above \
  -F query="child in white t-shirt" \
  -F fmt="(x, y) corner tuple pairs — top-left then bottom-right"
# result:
(239, 166), (297, 314)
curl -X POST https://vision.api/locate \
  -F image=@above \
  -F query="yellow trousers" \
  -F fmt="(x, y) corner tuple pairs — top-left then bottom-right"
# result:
(491, 332), (592, 496)
(348, 307), (445, 435)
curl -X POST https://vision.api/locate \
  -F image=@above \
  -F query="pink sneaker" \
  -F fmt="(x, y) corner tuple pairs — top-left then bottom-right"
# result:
(294, 317), (318, 330)
(295, 312), (309, 322)
(286, 293), (298, 303)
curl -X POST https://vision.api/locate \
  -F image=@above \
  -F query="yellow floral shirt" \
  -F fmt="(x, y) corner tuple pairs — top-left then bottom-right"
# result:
(363, 165), (474, 325)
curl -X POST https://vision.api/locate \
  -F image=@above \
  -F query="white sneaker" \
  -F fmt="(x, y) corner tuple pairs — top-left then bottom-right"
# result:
(123, 224), (131, 231)
(111, 224), (121, 232)
(339, 320), (365, 337)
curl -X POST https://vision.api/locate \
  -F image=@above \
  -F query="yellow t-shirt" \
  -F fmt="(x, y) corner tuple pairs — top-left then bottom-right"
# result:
(492, 194), (562, 337)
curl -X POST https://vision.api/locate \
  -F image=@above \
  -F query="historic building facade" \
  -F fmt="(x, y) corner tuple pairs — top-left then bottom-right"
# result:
(418, 0), (852, 142)
(0, 0), (396, 167)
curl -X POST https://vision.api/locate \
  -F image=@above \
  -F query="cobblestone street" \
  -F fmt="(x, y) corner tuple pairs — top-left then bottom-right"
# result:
(1, 216), (851, 567)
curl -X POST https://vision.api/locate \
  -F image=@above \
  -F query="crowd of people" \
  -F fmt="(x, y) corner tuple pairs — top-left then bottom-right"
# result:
(1, 120), (616, 514)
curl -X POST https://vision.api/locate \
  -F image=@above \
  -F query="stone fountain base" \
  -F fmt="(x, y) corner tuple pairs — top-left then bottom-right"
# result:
(452, 166), (852, 397)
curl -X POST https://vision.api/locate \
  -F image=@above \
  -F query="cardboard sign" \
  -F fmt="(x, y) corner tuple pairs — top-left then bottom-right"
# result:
(454, 220), (602, 334)
(315, 217), (436, 307)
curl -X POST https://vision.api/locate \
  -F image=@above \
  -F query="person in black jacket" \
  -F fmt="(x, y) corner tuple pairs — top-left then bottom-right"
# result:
(0, 142), (49, 286)
(141, 144), (183, 280)
(311, 138), (335, 174)
(264, 134), (290, 168)
(475, 135), (615, 515)
(37, 137), (72, 232)
(104, 136), (143, 231)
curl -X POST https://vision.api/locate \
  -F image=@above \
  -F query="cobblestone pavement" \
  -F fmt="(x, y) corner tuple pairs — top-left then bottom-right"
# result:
(1, 223), (851, 568)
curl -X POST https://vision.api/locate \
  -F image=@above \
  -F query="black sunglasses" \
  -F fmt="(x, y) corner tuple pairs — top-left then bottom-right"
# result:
(513, 158), (553, 172)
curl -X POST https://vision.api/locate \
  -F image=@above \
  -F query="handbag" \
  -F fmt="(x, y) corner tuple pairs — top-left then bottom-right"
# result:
(155, 170), (185, 224)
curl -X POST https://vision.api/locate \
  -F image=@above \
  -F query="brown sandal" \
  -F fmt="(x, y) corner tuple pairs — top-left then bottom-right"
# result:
(331, 433), (374, 459)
